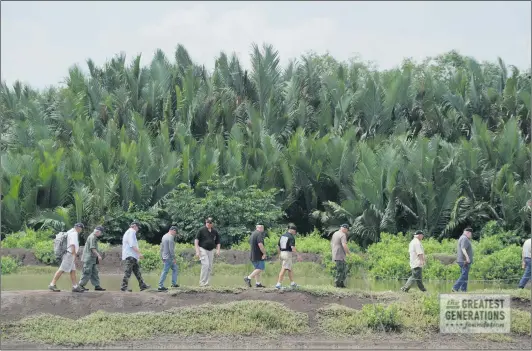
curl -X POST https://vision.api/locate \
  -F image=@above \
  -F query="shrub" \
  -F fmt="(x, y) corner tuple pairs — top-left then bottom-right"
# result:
(1, 228), (54, 249)
(137, 240), (188, 272)
(473, 245), (522, 281)
(361, 303), (401, 332)
(1, 256), (20, 274)
(33, 241), (56, 265)
(103, 207), (169, 245)
(162, 179), (284, 247)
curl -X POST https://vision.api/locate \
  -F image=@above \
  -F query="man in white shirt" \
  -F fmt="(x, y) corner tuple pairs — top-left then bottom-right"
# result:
(48, 223), (85, 292)
(518, 237), (531, 289)
(400, 230), (427, 292)
(120, 221), (150, 292)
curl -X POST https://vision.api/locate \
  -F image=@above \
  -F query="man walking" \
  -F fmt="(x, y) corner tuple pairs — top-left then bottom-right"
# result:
(78, 226), (106, 291)
(331, 224), (351, 288)
(120, 221), (150, 292)
(452, 227), (474, 292)
(48, 223), (85, 292)
(244, 224), (267, 288)
(518, 237), (531, 289)
(194, 217), (220, 287)
(401, 230), (427, 292)
(158, 226), (180, 291)
(275, 223), (301, 289)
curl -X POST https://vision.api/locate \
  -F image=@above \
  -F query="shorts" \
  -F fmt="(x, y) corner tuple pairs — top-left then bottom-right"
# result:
(59, 252), (76, 272)
(252, 260), (265, 270)
(280, 251), (293, 270)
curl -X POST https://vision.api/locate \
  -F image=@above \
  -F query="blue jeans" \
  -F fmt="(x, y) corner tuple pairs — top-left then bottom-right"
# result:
(158, 259), (178, 288)
(518, 257), (531, 288)
(452, 262), (470, 292)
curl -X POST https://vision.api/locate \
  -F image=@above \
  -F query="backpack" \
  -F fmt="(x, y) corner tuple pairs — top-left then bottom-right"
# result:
(53, 232), (69, 262)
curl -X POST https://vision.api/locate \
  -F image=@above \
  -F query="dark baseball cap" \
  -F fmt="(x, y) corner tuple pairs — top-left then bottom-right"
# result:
(464, 227), (473, 232)
(74, 223), (85, 228)
(288, 223), (297, 231)
(205, 219), (213, 224)
(414, 230), (424, 235)
(169, 226), (178, 231)
(130, 221), (140, 227)
(95, 226), (105, 232)
(341, 224), (349, 229)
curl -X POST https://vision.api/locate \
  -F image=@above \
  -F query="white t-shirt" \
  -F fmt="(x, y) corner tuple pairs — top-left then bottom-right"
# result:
(409, 237), (424, 269)
(523, 238), (531, 259)
(66, 228), (80, 254)
(122, 228), (139, 260)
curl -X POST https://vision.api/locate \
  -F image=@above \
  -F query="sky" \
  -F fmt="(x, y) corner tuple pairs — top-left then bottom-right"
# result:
(1, 1), (531, 89)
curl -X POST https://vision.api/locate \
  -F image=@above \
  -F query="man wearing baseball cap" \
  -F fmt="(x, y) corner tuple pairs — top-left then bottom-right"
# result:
(120, 221), (150, 292)
(275, 223), (302, 289)
(158, 226), (180, 291)
(401, 230), (427, 293)
(331, 224), (351, 288)
(78, 226), (106, 291)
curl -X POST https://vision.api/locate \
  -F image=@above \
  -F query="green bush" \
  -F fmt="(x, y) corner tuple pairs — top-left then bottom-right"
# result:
(473, 245), (522, 281)
(162, 179), (284, 247)
(361, 303), (401, 332)
(33, 241), (56, 265)
(103, 207), (169, 245)
(137, 240), (188, 272)
(1, 256), (20, 274)
(1, 228), (54, 249)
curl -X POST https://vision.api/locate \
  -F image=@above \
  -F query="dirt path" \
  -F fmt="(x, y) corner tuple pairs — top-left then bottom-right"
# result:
(2, 332), (531, 349)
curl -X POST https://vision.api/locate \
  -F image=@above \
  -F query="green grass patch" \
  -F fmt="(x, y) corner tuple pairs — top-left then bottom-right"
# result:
(510, 309), (531, 335)
(317, 292), (531, 336)
(1, 256), (20, 274)
(1, 300), (309, 346)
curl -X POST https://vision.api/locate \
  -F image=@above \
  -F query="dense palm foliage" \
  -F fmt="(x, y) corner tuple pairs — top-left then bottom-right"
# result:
(1, 44), (530, 246)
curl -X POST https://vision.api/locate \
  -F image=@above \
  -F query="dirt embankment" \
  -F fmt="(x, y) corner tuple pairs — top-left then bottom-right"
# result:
(0, 289), (374, 323)
(1, 247), (323, 274)
(1, 290), (530, 350)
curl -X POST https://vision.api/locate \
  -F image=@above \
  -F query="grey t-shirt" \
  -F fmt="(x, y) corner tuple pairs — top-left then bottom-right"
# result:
(160, 233), (176, 260)
(456, 234), (473, 264)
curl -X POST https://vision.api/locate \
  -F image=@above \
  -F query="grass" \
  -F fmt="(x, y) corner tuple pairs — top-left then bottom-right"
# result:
(316, 292), (531, 337)
(1, 300), (309, 346)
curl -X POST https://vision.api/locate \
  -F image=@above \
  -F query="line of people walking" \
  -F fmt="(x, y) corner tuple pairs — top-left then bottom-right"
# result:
(46, 219), (531, 293)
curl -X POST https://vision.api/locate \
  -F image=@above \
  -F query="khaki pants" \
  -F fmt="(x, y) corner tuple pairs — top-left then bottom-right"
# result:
(199, 247), (214, 286)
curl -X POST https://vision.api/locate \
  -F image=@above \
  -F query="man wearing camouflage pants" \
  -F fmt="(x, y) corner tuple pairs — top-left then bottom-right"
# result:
(331, 224), (351, 288)
(78, 226), (106, 291)
(120, 221), (150, 292)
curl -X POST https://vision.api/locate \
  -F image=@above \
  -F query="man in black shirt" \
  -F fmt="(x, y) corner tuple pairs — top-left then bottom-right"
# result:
(194, 217), (220, 286)
(275, 223), (301, 289)
(244, 224), (267, 288)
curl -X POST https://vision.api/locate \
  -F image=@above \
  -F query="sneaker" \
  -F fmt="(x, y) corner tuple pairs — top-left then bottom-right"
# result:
(290, 282), (298, 289)
(244, 277), (252, 287)
(79, 285), (89, 292)
(451, 288), (457, 293)
(121, 288), (132, 292)
(72, 286), (84, 293)
(400, 287), (408, 293)
(48, 284), (60, 292)
(140, 284), (151, 291)
(275, 283), (282, 289)
(255, 283), (265, 288)
(94, 286), (106, 291)
(171, 284), (179, 288)
(158, 286), (168, 291)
